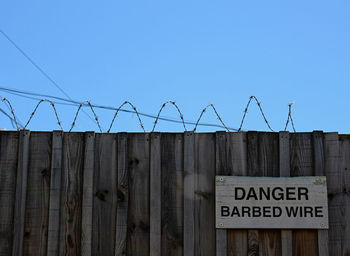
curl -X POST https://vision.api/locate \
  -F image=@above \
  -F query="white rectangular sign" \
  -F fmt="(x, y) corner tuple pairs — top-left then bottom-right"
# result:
(216, 176), (328, 229)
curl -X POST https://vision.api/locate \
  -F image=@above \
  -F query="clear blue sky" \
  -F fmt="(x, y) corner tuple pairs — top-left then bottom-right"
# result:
(1, 1), (349, 132)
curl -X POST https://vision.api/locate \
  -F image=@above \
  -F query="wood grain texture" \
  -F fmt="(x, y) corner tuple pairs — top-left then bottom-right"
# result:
(257, 132), (281, 256)
(324, 133), (341, 255)
(127, 133), (150, 256)
(3, 131), (350, 255)
(23, 132), (51, 256)
(215, 131), (227, 256)
(328, 133), (350, 256)
(339, 134), (350, 255)
(12, 130), (30, 256)
(183, 131), (195, 256)
(115, 133), (128, 256)
(92, 134), (118, 256)
(47, 131), (63, 256)
(150, 133), (161, 256)
(312, 131), (329, 256)
(290, 133), (317, 256)
(0, 132), (19, 256)
(247, 132), (259, 256)
(59, 132), (84, 256)
(161, 133), (183, 256)
(81, 132), (95, 256)
(279, 131), (293, 256)
(226, 132), (248, 256)
(194, 133), (216, 255)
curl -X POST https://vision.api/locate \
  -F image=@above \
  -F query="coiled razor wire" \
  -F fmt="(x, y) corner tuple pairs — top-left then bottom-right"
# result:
(0, 96), (296, 132)
(23, 99), (63, 130)
(193, 104), (230, 132)
(107, 101), (145, 133)
(69, 101), (102, 132)
(1, 98), (19, 130)
(238, 96), (274, 132)
(152, 101), (186, 132)
(284, 102), (296, 132)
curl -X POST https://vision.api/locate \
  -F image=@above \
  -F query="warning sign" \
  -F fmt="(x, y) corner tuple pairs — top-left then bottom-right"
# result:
(216, 176), (328, 229)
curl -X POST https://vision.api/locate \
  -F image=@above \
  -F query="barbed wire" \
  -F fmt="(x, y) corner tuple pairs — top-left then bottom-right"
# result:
(107, 101), (145, 133)
(284, 102), (296, 132)
(0, 96), (296, 133)
(69, 101), (102, 132)
(23, 99), (63, 130)
(193, 104), (231, 132)
(238, 96), (274, 132)
(1, 98), (19, 130)
(152, 101), (186, 132)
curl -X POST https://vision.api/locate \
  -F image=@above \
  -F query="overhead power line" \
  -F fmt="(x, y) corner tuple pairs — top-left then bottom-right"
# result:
(0, 29), (95, 124)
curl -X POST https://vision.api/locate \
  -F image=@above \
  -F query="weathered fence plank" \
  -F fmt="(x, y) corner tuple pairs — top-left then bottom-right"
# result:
(150, 133), (161, 256)
(161, 133), (184, 256)
(47, 131), (63, 256)
(227, 132), (248, 256)
(325, 132), (341, 255)
(339, 134), (350, 255)
(257, 133), (281, 256)
(81, 132), (95, 256)
(312, 131), (329, 256)
(127, 133), (150, 256)
(247, 131), (259, 256)
(215, 131), (228, 256)
(194, 133), (216, 255)
(115, 133), (129, 256)
(0, 132), (18, 256)
(279, 131), (293, 256)
(59, 133), (84, 256)
(12, 130), (30, 256)
(92, 134), (118, 256)
(290, 133), (317, 256)
(184, 131), (195, 256)
(23, 132), (51, 256)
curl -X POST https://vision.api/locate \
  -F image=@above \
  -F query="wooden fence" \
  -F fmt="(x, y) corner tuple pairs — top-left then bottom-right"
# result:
(0, 130), (349, 256)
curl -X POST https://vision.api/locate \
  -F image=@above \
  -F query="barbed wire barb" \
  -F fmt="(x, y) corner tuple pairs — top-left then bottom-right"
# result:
(151, 101), (187, 132)
(0, 96), (295, 132)
(193, 104), (230, 132)
(284, 102), (296, 132)
(1, 98), (19, 130)
(69, 101), (102, 132)
(107, 101), (145, 133)
(238, 96), (275, 132)
(23, 99), (63, 130)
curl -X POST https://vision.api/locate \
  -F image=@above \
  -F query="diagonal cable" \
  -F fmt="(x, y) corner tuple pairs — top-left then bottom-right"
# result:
(0, 29), (96, 124)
